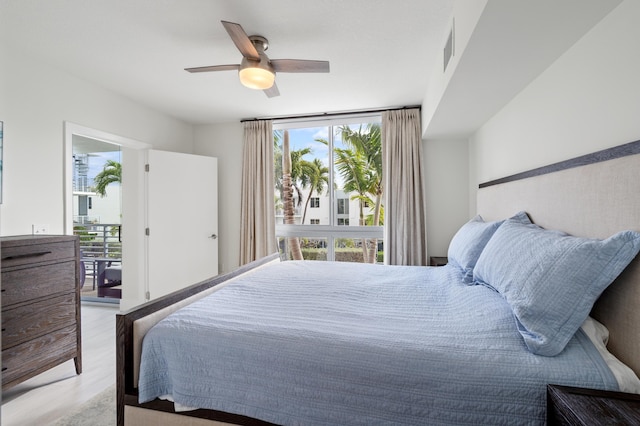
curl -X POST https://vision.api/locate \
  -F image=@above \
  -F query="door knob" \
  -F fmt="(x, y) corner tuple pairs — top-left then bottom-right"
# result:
(209, 234), (218, 239)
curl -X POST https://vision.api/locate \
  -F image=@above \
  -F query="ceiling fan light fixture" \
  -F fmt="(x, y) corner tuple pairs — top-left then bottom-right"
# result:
(239, 56), (275, 90)
(185, 21), (330, 97)
(239, 66), (275, 90)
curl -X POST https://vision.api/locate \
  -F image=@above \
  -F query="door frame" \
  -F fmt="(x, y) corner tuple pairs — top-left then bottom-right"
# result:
(63, 122), (151, 309)
(63, 122), (150, 233)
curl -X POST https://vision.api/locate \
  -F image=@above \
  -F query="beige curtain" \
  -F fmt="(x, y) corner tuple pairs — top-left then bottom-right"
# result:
(382, 108), (427, 265)
(240, 120), (277, 264)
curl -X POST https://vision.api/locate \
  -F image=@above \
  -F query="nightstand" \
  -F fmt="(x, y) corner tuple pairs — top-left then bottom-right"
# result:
(429, 256), (448, 266)
(547, 384), (640, 425)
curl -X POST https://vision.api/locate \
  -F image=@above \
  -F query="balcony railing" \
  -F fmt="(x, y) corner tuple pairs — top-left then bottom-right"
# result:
(276, 224), (383, 262)
(73, 223), (122, 258)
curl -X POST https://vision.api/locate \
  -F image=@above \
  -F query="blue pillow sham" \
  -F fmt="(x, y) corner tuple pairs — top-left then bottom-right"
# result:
(473, 218), (640, 356)
(447, 211), (530, 284)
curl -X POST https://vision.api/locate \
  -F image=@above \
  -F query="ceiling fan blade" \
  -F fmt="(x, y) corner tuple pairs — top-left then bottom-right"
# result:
(271, 59), (330, 73)
(264, 82), (280, 98)
(185, 64), (240, 73)
(221, 20), (260, 61)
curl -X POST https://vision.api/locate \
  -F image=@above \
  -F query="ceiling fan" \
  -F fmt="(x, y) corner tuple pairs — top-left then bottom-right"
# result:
(185, 20), (330, 98)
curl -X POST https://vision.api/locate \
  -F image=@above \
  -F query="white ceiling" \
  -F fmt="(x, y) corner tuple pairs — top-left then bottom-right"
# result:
(0, 0), (453, 124)
(0, 0), (623, 134)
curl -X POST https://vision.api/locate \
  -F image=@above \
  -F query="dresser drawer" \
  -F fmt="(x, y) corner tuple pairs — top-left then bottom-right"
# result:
(2, 325), (78, 388)
(2, 293), (77, 349)
(1, 239), (76, 269)
(1, 260), (77, 306)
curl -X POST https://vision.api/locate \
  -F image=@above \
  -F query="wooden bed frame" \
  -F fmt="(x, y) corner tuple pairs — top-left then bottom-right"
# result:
(116, 140), (640, 426)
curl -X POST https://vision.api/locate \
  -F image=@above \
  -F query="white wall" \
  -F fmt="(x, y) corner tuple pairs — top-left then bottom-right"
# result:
(194, 122), (244, 273)
(420, 0), (485, 256)
(470, 0), (640, 194)
(0, 46), (194, 237)
(422, 0), (487, 137)
(83, 185), (122, 224)
(1, 47), (195, 310)
(423, 138), (469, 259)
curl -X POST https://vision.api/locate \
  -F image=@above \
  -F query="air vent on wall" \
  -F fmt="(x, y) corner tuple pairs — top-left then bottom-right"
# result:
(443, 19), (455, 72)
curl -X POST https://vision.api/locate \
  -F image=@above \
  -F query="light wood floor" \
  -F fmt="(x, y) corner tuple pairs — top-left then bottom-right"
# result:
(1, 302), (119, 426)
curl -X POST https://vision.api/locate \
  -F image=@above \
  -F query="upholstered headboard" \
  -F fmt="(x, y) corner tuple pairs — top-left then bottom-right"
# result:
(477, 140), (640, 376)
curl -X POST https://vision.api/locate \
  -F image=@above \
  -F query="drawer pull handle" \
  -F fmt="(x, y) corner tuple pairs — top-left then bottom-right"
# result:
(2, 250), (52, 260)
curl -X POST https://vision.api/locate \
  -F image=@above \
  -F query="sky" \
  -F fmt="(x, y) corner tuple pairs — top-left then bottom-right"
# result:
(86, 150), (122, 185)
(285, 126), (345, 190)
(281, 121), (379, 191)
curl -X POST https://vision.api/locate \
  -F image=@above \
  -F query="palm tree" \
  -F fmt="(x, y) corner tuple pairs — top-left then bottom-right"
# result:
(289, 148), (314, 207)
(274, 129), (284, 207)
(93, 160), (121, 197)
(274, 130), (313, 213)
(300, 158), (329, 224)
(335, 147), (371, 261)
(282, 130), (304, 260)
(276, 153), (313, 212)
(335, 123), (383, 263)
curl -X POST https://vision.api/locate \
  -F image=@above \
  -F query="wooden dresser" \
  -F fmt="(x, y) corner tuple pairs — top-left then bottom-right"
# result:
(1, 235), (82, 390)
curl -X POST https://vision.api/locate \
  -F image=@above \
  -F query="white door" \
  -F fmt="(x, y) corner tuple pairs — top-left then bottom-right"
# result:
(146, 149), (218, 300)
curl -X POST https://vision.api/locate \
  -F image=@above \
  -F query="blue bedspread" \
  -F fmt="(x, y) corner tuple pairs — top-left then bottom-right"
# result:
(138, 261), (617, 425)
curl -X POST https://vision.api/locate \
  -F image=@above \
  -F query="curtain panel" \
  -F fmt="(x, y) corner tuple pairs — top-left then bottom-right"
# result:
(382, 108), (428, 266)
(240, 120), (277, 264)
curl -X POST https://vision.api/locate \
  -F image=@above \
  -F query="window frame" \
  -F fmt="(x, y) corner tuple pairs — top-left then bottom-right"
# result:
(273, 113), (383, 262)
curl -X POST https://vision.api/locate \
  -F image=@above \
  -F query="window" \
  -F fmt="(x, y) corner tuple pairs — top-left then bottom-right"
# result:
(78, 195), (89, 216)
(274, 115), (383, 263)
(337, 198), (349, 215)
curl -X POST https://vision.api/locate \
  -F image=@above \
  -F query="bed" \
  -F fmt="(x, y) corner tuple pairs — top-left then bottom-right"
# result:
(116, 139), (640, 425)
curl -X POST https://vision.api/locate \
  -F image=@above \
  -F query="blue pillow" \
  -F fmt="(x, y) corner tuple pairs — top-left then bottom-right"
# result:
(473, 219), (640, 356)
(447, 212), (530, 284)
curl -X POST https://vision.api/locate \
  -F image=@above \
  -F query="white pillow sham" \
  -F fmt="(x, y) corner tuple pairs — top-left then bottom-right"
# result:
(581, 316), (640, 394)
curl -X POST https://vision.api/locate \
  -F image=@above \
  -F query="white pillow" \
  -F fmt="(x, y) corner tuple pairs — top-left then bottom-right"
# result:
(581, 316), (640, 394)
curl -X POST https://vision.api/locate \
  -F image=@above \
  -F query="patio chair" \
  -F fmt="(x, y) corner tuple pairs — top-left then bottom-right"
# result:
(98, 265), (122, 298)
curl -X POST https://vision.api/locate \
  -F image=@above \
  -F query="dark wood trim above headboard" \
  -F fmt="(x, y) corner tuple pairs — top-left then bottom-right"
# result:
(479, 139), (640, 188)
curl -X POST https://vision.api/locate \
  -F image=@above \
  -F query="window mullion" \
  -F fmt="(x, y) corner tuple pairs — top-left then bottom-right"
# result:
(328, 124), (335, 227)
(327, 235), (335, 262)
(328, 124), (335, 261)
